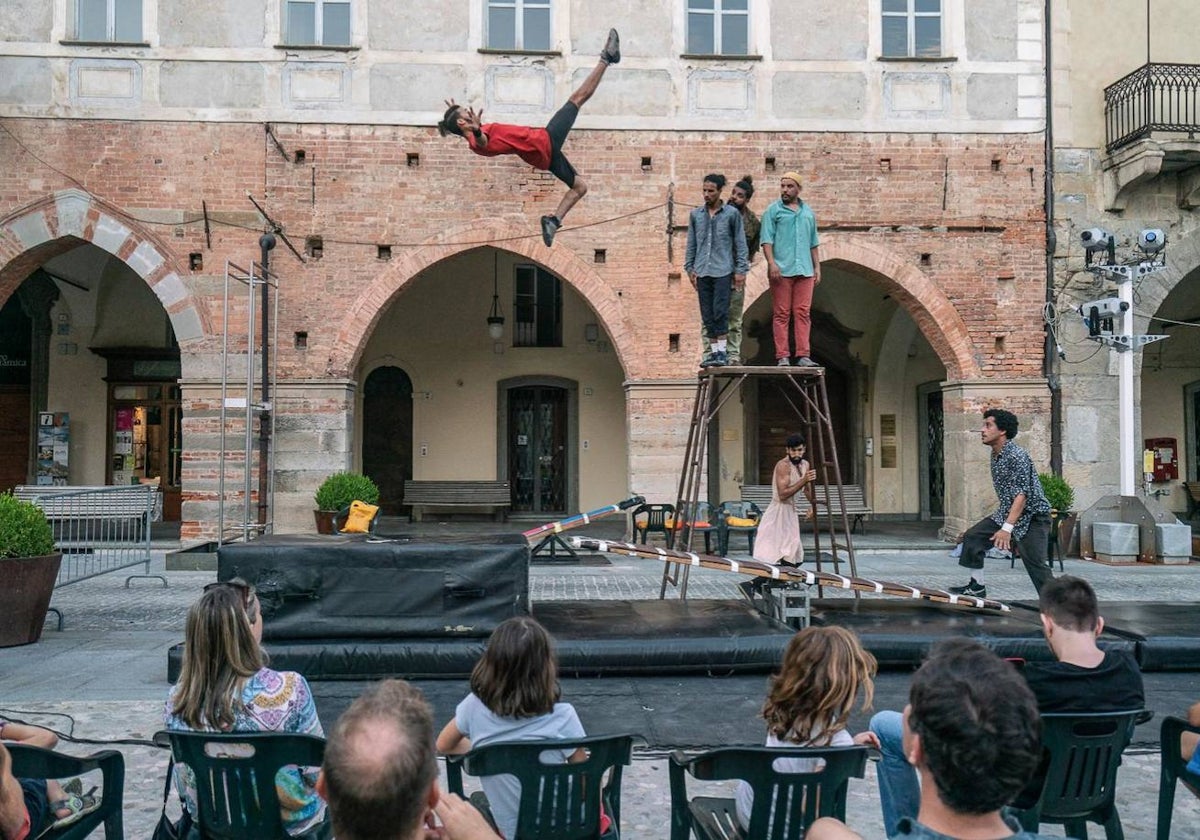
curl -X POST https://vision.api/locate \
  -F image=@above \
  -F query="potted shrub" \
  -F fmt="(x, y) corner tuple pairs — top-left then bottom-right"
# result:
(0, 492), (61, 647)
(1039, 472), (1077, 559)
(314, 472), (380, 534)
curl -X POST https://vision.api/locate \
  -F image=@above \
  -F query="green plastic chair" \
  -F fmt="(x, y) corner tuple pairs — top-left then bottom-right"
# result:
(1157, 715), (1200, 840)
(444, 733), (636, 840)
(7, 743), (125, 840)
(632, 503), (675, 547)
(669, 745), (868, 840)
(675, 501), (717, 553)
(1012, 709), (1145, 840)
(716, 501), (762, 556)
(156, 729), (331, 840)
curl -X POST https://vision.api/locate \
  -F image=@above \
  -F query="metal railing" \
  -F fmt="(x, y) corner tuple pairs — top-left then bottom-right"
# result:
(13, 484), (166, 628)
(1105, 62), (1200, 153)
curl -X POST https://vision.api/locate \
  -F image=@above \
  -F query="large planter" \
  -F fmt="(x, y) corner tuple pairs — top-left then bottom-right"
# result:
(1055, 511), (1079, 559)
(0, 553), (62, 647)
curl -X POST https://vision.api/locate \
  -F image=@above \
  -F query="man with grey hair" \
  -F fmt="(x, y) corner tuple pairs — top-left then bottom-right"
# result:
(317, 680), (498, 840)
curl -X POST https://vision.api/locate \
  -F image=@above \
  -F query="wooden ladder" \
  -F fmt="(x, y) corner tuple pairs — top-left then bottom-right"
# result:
(659, 365), (859, 600)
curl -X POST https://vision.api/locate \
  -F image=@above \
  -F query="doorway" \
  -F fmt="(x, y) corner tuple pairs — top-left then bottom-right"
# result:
(0, 294), (32, 490)
(107, 384), (183, 519)
(503, 383), (573, 515)
(917, 382), (945, 519)
(1186, 380), (1200, 482)
(363, 366), (413, 515)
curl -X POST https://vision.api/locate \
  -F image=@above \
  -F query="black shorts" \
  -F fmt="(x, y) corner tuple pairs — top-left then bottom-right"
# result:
(544, 101), (579, 188)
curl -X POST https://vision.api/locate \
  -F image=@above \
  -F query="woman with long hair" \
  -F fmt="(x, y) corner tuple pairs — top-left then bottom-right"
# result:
(165, 580), (327, 836)
(736, 626), (879, 828)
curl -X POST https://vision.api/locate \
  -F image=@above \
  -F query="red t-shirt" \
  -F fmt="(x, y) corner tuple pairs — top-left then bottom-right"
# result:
(467, 123), (552, 171)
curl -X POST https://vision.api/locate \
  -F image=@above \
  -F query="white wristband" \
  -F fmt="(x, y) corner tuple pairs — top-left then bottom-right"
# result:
(1000, 523), (1014, 534)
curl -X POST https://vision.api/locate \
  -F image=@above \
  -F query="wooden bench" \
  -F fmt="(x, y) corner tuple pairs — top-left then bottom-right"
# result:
(1184, 481), (1200, 521)
(403, 480), (511, 522)
(741, 483), (873, 533)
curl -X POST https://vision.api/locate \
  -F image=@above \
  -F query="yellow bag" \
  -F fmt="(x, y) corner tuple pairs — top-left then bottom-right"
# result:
(340, 500), (379, 533)
(726, 516), (757, 527)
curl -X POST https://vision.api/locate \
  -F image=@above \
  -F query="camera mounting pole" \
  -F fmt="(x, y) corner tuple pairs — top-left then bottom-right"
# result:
(1085, 259), (1168, 494)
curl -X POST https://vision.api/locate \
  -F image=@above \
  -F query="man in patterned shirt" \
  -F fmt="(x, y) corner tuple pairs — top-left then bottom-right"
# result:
(949, 408), (1054, 598)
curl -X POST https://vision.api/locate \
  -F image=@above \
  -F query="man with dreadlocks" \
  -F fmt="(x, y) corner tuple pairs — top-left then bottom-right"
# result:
(438, 29), (619, 247)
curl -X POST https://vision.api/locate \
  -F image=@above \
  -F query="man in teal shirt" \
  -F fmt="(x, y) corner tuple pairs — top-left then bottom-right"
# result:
(760, 172), (821, 366)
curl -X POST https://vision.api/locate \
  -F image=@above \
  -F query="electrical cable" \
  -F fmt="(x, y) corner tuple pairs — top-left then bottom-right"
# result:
(0, 709), (165, 749)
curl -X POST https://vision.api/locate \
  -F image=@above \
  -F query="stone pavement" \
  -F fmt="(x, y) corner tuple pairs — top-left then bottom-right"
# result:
(2, 532), (1199, 838)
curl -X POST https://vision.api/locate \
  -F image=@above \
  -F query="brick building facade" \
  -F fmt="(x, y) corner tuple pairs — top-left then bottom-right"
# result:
(0, 0), (1052, 539)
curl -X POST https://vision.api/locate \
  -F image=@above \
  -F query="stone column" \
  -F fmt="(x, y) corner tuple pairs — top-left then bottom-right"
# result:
(939, 378), (1051, 539)
(17, 271), (59, 483)
(179, 378), (356, 539)
(625, 378), (700, 504)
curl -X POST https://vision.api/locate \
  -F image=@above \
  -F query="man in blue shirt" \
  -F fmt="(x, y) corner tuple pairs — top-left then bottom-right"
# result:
(760, 172), (821, 366)
(684, 174), (749, 367)
(950, 408), (1054, 598)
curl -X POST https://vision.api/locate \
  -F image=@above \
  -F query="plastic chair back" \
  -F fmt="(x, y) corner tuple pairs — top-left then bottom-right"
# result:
(8, 744), (125, 840)
(1157, 715), (1200, 840)
(445, 733), (635, 840)
(632, 503), (675, 546)
(1015, 710), (1142, 839)
(669, 745), (868, 840)
(157, 729), (329, 840)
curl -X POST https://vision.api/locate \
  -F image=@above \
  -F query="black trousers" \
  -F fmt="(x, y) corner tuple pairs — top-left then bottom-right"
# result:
(959, 512), (1054, 593)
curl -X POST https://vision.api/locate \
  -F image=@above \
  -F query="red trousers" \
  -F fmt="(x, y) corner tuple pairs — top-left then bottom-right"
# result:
(770, 274), (814, 359)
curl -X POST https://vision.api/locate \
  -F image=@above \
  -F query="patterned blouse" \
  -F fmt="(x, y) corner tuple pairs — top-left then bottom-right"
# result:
(164, 667), (326, 835)
(989, 440), (1051, 539)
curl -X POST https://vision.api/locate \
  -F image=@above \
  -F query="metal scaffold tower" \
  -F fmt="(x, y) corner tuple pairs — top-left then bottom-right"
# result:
(217, 259), (279, 544)
(660, 366), (859, 602)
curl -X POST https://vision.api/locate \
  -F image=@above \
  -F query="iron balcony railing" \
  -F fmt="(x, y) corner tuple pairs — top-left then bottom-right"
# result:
(1105, 62), (1200, 153)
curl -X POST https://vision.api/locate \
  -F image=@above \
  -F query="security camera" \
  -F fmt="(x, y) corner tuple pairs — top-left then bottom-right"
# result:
(1077, 298), (1127, 319)
(1137, 228), (1166, 254)
(1079, 228), (1114, 251)
(1077, 297), (1128, 337)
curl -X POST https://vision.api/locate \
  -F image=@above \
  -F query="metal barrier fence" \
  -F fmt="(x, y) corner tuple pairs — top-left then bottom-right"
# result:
(12, 485), (167, 626)
(1105, 62), (1200, 153)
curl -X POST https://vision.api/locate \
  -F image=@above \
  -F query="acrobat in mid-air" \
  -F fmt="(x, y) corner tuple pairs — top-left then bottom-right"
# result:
(438, 29), (620, 247)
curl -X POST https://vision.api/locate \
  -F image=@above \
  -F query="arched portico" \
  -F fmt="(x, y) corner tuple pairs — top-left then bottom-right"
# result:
(0, 189), (207, 343)
(334, 216), (634, 378)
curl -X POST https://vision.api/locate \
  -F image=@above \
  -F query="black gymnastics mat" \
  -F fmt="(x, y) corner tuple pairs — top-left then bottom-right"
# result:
(1083, 602), (1200, 671)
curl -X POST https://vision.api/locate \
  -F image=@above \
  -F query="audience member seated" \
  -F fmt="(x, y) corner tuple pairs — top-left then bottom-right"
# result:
(0, 721), (99, 834)
(437, 616), (597, 839)
(164, 579), (328, 836)
(317, 679), (499, 840)
(737, 626), (879, 829)
(1182, 701), (1200, 797)
(808, 638), (1055, 840)
(868, 575), (1144, 837)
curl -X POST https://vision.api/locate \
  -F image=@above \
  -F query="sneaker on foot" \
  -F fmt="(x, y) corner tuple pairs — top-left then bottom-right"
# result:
(700, 352), (714, 368)
(710, 350), (727, 367)
(776, 357), (792, 367)
(948, 579), (987, 597)
(727, 354), (741, 366)
(793, 356), (819, 367)
(601, 28), (621, 64)
(540, 215), (560, 247)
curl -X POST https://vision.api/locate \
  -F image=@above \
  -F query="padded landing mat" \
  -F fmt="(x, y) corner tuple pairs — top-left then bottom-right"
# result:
(1085, 602), (1200, 670)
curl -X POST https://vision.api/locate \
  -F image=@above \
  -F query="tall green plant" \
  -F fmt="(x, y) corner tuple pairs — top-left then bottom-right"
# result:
(1038, 472), (1075, 513)
(0, 493), (55, 558)
(314, 472), (380, 511)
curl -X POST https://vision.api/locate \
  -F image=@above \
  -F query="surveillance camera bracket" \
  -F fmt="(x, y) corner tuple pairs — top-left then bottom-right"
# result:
(1086, 261), (1165, 283)
(1091, 333), (1169, 352)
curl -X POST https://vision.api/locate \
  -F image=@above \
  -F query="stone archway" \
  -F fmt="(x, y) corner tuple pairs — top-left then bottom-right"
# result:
(0, 189), (207, 343)
(740, 233), (980, 381)
(333, 216), (634, 378)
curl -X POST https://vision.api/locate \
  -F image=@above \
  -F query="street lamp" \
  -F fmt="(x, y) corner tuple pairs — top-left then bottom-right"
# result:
(487, 255), (505, 340)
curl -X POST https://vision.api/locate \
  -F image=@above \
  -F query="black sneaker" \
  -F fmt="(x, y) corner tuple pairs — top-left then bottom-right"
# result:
(540, 215), (560, 247)
(601, 29), (621, 64)
(948, 579), (987, 598)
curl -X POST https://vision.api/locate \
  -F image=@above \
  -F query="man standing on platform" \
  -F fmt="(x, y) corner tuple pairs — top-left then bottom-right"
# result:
(949, 408), (1054, 598)
(761, 172), (821, 367)
(700, 175), (760, 366)
(685, 173), (749, 368)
